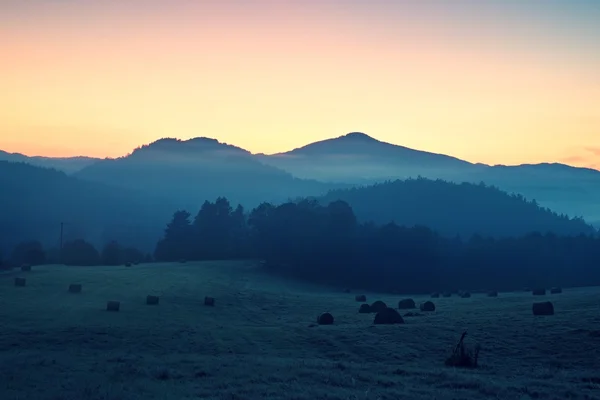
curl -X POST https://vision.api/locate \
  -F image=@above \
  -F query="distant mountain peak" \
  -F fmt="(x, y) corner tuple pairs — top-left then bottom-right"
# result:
(130, 137), (250, 157)
(338, 132), (377, 141)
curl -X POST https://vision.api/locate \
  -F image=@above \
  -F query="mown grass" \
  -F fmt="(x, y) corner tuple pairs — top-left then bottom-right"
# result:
(1, 260), (600, 400)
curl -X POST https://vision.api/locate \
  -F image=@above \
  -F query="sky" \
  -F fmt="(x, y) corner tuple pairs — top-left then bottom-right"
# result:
(1, 0), (599, 168)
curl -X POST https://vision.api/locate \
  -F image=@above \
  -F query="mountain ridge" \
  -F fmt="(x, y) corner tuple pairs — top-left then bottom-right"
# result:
(2, 132), (599, 224)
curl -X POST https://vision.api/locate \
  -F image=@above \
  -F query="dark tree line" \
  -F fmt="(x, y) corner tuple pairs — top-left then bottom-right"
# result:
(4, 195), (600, 294)
(155, 197), (600, 293)
(2, 238), (149, 268)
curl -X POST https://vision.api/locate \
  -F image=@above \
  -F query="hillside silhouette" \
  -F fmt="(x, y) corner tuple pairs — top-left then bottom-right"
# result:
(319, 178), (595, 238)
(258, 132), (600, 224)
(0, 161), (172, 255)
(0, 149), (97, 174)
(3, 133), (599, 224)
(74, 138), (341, 209)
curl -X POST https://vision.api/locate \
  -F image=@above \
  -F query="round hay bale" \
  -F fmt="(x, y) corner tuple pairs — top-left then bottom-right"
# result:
(355, 294), (367, 302)
(442, 292), (452, 298)
(550, 287), (562, 294)
(370, 300), (387, 313)
(317, 312), (334, 325)
(68, 284), (82, 293)
(106, 301), (120, 312)
(146, 295), (159, 305)
(420, 301), (436, 312)
(487, 291), (498, 297)
(20, 264), (31, 272)
(374, 307), (404, 325)
(124, 262), (132, 267)
(430, 292), (440, 298)
(532, 288), (546, 296)
(358, 303), (371, 313)
(14, 277), (26, 287)
(533, 301), (554, 316)
(460, 291), (472, 298)
(398, 298), (416, 309)
(204, 296), (215, 307)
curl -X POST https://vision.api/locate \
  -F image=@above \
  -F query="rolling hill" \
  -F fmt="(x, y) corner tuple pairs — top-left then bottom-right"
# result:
(74, 137), (341, 210)
(3, 132), (600, 228)
(259, 132), (600, 225)
(319, 178), (596, 238)
(0, 150), (98, 174)
(0, 161), (174, 254)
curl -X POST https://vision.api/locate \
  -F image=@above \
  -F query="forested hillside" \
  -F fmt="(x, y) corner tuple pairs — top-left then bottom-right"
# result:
(319, 178), (595, 238)
(153, 197), (600, 293)
(0, 161), (172, 254)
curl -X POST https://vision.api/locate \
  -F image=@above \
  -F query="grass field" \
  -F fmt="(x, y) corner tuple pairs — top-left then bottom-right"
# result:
(1, 260), (600, 400)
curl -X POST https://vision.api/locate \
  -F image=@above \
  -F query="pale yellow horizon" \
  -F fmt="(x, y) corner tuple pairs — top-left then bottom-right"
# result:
(1, 1), (599, 169)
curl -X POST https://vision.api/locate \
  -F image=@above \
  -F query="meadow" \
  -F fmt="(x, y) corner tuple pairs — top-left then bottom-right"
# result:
(1, 260), (599, 400)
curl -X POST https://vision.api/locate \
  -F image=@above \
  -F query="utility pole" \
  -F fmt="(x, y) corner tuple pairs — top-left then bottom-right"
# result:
(59, 222), (64, 264)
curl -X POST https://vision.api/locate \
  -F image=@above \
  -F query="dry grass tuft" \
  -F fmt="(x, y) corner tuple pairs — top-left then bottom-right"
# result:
(445, 331), (480, 369)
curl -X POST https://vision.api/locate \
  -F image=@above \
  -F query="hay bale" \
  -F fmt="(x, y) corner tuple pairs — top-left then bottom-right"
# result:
(532, 288), (546, 296)
(358, 303), (371, 313)
(550, 287), (562, 294)
(106, 301), (120, 312)
(442, 292), (452, 298)
(430, 292), (440, 298)
(179, 259), (187, 264)
(420, 301), (436, 312)
(398, 298), (416, 309)
(68, 284), (82, 293)
(20, 264), (31, 272)
(374, 307), (404, 325)
(487, 291), (498, 297)
(460, 291), (472, 298)
(124, 262), (132, 267)
(14, 277), (26, 287)
(204, 296), (215, 307)
(355, 294), (367, 302)
(533, 301), (554, 316)
(370, 300), (387, 313)
(146, 295), (159, 305)
(317, 312), (334, 325)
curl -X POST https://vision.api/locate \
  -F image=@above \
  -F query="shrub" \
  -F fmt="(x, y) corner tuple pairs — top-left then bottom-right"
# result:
(445, 331), (480, 368)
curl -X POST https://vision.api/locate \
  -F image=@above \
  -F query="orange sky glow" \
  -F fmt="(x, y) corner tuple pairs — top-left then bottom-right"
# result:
(1, 0), (599, 168)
